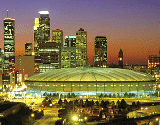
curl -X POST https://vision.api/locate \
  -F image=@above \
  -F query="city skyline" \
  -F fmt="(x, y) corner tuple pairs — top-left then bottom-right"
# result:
(0, 0), (159, 65)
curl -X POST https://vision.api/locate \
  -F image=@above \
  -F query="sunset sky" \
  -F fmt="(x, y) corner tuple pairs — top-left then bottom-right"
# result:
(0, 0), (159, 65)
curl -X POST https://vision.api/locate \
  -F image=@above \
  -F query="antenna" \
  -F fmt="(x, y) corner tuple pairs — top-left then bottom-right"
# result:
(7, 10), (8, 18)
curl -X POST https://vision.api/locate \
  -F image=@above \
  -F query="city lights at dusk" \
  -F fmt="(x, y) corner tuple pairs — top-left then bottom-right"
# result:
(0, 0), (160, 124)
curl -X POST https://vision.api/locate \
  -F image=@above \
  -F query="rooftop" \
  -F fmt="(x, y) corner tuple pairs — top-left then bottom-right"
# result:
(26, 68), (155, 82)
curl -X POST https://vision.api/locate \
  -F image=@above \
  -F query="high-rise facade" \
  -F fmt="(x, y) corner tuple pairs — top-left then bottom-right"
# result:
(64, 36), (76, 47)
(34, 11), (50, 72)
(34, 11), (50, 56)
(94, 36), (107, 67)
(148, 55), (160, 69)
(61, 47), (76, 68)
(52, 29), (63, 47)
(38, 42), (61, 72)
(3, 18), (15, 89)
(3, 18), (15, 75)
(118, 49), (123, 68)
(76, 28), (87, 67)
(61, 36), (76, 68)
(25, 43), (33, 56)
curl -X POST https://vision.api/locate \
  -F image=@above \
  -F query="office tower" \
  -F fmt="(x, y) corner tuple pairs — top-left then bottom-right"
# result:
(94, 36), (107, 67)
(52, 29), (63, 47)
(25, 43), (33, 56)
(34, 11), (50, 72)
(3, 18), (15, 88)
(61, 36), (76, 68)
(34, 11), (50, 56)
(0, 49), (3, 90)
(118, 49), (123, 68)
(64, 36), (76, 47)
(76, 28), (87, 67)
(38, 42), (61, 72)
(148, 55), (160, 69)
(61, 47), (76, 68)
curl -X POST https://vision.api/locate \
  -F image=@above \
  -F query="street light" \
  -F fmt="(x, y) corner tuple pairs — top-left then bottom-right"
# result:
(31, 113), (35, 117)
(72, 116), (78, 121)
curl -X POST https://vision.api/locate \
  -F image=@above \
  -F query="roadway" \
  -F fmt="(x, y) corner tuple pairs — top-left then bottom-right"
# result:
(33, 107), (59, 125)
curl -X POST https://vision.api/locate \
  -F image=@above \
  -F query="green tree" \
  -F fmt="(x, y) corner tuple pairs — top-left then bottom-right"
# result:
(67, 93), (71, 98)
(58, 98), (62, 107)
(71, 93), (76, 98)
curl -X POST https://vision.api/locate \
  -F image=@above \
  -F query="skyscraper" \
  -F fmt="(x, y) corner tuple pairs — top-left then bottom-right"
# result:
(64, 36), (76, 47)
(34, 11), (50, 56)
(34, 11), (50, 72)
(61, 36), (76, 68)
(25, 43), (33, 56)
(52, 29), (63, 47)
(118, 49), (123, 68)
(94, 36), (107, 67)
(76, 28), (87, 67)
(3, 18), (15, 76)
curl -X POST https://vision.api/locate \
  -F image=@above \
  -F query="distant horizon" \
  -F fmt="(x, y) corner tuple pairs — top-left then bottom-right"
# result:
(0, 0), (159, 65)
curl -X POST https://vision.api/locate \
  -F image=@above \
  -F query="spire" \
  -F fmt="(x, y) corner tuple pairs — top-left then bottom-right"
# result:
(7, 10), (8, 18)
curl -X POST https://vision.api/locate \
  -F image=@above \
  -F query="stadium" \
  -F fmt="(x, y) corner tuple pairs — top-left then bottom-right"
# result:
(25, 68), (156, 96)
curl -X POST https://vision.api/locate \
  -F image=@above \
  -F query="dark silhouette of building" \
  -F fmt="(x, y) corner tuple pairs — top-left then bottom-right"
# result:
(118, 49), (123, 68)
(94, 36), (107, 67)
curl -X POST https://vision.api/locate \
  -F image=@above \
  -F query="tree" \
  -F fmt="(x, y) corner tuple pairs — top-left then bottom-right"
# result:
(137, 101), (141, 108)
(104, 94), (108, 97)
(85, 99), (89, 107)
(67, 93), (71, 98)
(124, 92), (128, 97)
(112, 93), (116, 98)
(64, 99), (68, 105)
(105, 100), (109, 107)
(116, 100), (120, 108)
(100, 100), (105, 108)
(74, 99), (79, 106)
(91, 100), (94, 107)
(95, 101), (99, 106)
(80, 99), (83, 107)
(99, 93), (103, 98)
(71, 93), (76, 98)
(119, 99), (127, 109)
(43, 92), (47, 96)
(58, 98), (62, 107)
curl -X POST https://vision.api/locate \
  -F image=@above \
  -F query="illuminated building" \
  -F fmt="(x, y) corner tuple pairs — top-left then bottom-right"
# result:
(25, 68), (156, 96)
(0, 49), (3, 89)
(34, 11), (50, 57)
(3, 18), (15, 89)
(3, 18), (15, 75)
(52, 29), (63, 47)
(94, 36), (107, 67)
(76, 28), (87, 67)
(61, 36), (76, 68)
(118, 49), (123, 68)
(38, 42), (61, 72)
(25, 43), (33, 56)
(61, 47), (76, 68)
(64, 36), (76, 47)
(148, 55), (160, 78)
(148, 55), (160, 69)
(34, 11), (50, 72)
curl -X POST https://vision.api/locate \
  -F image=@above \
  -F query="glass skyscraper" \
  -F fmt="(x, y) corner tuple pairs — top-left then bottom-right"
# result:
(76, 28), (87, 67)
(94, 36), (107, 67)
(3, 18), (15, 76)
(34, 11), (50, 56)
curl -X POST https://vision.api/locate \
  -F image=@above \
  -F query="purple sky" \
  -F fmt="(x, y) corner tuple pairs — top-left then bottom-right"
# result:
(0, 0), (160, 65)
